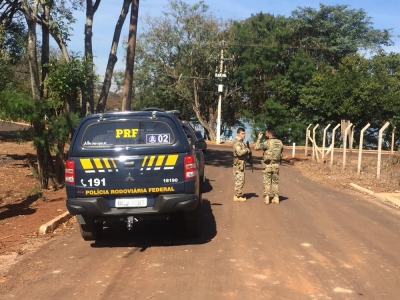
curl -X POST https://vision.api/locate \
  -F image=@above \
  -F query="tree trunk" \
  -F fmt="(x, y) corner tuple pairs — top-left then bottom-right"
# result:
(191, 78), (218, 141)
(40, 1), (50, 98)
(96, 0), (131, 113)
(83, 0), (100, 115)
(21, 0), (51, 189)
(55, 141), (65, 184)
(121, 0), (139, 111)
(49, 30), (70, 62)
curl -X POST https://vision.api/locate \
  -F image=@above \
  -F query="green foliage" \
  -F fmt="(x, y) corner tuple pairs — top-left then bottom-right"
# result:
(230, 13), (292, 114)
(0, 20), (28, 63)
(130, 0), (227, 129)
(44, 56), (94, 146)
(0, 21), (29, 94)
(290, 4), (393, 65)
(229, 4), (395, 145)
(243, 98), (304, 144)
(0, 60), (14, 92)
(119, 2), (397, 145)
(47, 112), (81, 152)
(300, 53), (400, 130)
(0, 90), (34, 122)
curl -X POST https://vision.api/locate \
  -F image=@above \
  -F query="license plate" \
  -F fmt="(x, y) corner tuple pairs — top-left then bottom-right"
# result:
(115, 197), (147, 208)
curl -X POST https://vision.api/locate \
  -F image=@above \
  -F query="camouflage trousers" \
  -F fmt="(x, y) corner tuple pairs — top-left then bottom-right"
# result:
(263, 163), (280, 197)
(233, 162), (245, 197)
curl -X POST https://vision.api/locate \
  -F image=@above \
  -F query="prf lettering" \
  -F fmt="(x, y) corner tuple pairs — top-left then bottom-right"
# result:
(116, 128), (139, 138)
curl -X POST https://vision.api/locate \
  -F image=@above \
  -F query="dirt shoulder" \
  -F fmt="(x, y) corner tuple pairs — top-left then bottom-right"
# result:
(0, 138), (68, 254)
(289, 152), (400, 194)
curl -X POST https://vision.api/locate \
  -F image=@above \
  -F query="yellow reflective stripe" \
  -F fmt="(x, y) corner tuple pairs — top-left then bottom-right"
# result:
(142, 156), (148, 167)
(110, 158), (117, 168)
(102, 158), (111, 168)
(165, 155), (178, 166)
(156, 155), (165, 166)
(80, 158), (94, 170)
(148, 156), (155, 166)
(93, 158), (103, 169)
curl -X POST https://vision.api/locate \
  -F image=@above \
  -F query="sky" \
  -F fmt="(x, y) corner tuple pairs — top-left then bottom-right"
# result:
(66, 0), (400, 80)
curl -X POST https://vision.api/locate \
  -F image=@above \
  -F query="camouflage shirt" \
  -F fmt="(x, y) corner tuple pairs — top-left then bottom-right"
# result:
(255, 138), (283, 164)
(233, 136), (250, 159)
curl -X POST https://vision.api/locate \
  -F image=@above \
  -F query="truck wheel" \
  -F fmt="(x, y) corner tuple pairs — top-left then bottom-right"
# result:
(79, 222), (103, 241)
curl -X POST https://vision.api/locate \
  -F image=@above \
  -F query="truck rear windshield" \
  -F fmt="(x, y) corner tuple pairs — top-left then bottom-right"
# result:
(80, 120), (175, 147)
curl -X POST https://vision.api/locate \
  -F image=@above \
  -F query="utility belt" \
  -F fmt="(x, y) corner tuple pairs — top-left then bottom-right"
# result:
(264, 159), (280, 165)
(233, 157), (246, 165)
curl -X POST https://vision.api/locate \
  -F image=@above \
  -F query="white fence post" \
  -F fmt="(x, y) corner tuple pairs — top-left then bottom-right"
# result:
(330, 124), (341, 167)
(391, 126), (396, 154)
(322, 124), (331, 161)
(292, 143), (296, 158)
(342, 122), (353, 170)
(312, 124), (319, 161)
(350, 126), (355, 152)
(377, 122), (390, 179)
(357, 123), (370, 175)
(305, 124), (312, 157)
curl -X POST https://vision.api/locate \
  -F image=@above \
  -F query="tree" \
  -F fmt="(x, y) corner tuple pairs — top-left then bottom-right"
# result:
(83, 0), (101, 115)
(290, 4), (394, 66)
(121, 0), (139, 111)
(130, 0), (231, 140)
(230, 13), (294, 140)
(2, 0), (84, 188)
(96, 0), (131, 112)
(229, 5), (394, 143)
(300, 52), (400, 147)
(45, 57), (94, 182)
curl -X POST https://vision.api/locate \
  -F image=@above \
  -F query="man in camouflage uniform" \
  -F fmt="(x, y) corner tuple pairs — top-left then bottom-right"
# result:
(232, 127), (251, 202)
(255, 128), (283, 205)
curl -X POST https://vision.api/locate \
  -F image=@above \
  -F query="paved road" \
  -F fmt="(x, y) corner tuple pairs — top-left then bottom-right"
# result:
(1, 145), (400, 299)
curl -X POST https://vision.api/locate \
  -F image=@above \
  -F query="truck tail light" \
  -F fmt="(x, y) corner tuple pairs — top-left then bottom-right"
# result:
(184, 154), (197, 180)
(65, 159), (75, 184)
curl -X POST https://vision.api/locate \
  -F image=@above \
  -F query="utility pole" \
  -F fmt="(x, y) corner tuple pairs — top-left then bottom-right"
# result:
(215, 40), (227, 144)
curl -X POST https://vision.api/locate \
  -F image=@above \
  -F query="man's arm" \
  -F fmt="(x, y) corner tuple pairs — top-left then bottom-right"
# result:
(254, 133), (265, 150)
(234, 143), (249, 157)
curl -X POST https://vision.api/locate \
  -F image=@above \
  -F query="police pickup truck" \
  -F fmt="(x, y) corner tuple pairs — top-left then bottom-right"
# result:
(65, 109), (206, 241)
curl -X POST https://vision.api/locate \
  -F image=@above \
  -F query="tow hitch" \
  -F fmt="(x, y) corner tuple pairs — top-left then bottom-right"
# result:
(127, 216), (139, 230)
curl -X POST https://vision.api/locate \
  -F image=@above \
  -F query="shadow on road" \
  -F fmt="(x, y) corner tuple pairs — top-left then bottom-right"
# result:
(204, 148), (232, 169)
(0, 126), (33, 141)
(202, 177), (213, 193)
(90, 200), (217, 250)
(242, 192), (260, 199)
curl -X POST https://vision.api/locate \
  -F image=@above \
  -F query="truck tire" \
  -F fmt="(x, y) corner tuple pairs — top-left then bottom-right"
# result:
(79, 222), (103, 241)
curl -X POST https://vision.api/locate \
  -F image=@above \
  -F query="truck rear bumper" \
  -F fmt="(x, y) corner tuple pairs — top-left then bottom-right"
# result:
(66, 194), (198, 217)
